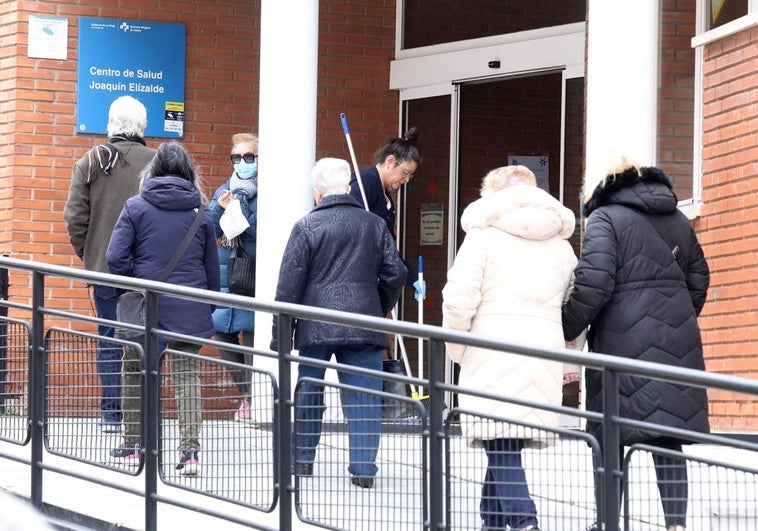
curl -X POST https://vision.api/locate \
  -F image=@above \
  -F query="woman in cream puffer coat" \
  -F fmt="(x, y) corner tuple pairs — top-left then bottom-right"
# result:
(442, 165), (577, 531)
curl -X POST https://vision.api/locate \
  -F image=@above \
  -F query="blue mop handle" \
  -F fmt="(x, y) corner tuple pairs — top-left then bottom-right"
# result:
(340, 113), (369, 211)
(413, 256), (426, 301)
(340, 113), (350, 135)
(417, 255), (425, 386)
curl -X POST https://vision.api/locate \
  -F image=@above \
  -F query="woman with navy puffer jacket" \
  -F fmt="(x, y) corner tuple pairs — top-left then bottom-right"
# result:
(562, 151), (710, 531)
(107, 141), (220, 476)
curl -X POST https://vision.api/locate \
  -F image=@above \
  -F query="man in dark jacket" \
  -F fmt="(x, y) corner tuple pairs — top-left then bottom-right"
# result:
(272, 157), (407, 489)
(64, 95), (156, 432)
(562, 152), (710, 531)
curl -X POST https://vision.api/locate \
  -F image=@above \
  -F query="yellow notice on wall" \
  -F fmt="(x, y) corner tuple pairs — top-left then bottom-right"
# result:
(164, 101), (185, 136)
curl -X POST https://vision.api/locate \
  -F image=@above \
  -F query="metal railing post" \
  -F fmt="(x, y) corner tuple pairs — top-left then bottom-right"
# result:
(0, 263), (7, 409)
(428, 339), (445, 530)
(277, 315), (294, 531)
(143, 290), (159, 531)
(602, 369), (621, 531)
(29, 271), (46, 508)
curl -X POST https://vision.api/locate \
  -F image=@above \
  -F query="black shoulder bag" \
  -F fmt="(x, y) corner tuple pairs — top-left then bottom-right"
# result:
(115, 207), (205, 341)
(227, 245), (256, 296)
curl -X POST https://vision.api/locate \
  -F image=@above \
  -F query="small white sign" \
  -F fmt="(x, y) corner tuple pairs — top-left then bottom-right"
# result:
(28, 16), (68, 60)
(508, 154), (549, 192)
(420, 204), (444, 246)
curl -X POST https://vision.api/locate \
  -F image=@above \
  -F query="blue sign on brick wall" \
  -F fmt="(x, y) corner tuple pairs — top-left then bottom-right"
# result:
(76, 18), (186, 138)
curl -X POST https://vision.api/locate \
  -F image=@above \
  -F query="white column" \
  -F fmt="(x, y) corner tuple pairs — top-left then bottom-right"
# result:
(255, 2), (351, 429)
(585, 0), (659, 180)
(255, 3), (318, 366)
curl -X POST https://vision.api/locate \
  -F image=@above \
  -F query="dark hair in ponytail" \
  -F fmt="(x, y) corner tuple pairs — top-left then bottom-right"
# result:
(373, 127), (421, 165)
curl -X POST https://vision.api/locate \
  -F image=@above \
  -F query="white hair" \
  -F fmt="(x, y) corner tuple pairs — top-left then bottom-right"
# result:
(311, 157), (351, 197)
(107, 95), (147, 138)
(480, 165), (537, 197)
(582, 149), (643, 204)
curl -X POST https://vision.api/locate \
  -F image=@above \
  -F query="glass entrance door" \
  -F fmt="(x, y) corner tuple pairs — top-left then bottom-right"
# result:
(397, 72), (585, 420)
(396, 89), (455, 394)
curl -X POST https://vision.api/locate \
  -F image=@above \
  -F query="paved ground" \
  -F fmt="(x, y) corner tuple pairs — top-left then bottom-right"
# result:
(3, 417), (758, 531)
(0, 417), (596, 531)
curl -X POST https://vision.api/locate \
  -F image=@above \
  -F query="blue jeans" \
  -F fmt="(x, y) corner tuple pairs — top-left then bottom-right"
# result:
(294, 344), (382, 478)
(480, 438), (538, 530)
(93, 284), (123, 422)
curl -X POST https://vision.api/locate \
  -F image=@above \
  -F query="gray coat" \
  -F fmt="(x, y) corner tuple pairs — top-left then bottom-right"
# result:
(64, 140), (156, 273)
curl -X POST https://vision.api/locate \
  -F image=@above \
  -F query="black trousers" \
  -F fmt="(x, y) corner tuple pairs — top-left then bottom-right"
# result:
(594, 440), (687, 528)
(214, 331), (254, 396)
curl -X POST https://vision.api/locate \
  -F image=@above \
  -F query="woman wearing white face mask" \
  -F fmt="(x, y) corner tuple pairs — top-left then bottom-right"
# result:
(209, 132), (258, 422)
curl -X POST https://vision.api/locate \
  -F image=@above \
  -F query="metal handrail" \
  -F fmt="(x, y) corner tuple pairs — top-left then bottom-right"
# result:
(1, 256), (757, 531)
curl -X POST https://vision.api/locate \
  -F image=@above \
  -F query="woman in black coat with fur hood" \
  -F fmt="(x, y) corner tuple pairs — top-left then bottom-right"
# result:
(562, 152), (710, 531)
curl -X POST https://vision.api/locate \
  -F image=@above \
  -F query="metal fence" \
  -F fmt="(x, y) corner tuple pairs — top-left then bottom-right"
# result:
(0, 256), (757, 531)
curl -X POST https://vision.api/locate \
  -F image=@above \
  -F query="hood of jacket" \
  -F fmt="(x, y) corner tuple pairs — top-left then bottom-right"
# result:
(582, 166), (678, 218)
(141, 175), (201, 211)
(461, 184), (575, 241)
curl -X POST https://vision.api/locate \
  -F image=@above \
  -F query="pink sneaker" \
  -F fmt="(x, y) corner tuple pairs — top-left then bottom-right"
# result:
(110, 443), (141, 467)
(176, 448), (200, 476)
(234, 397), (251, 422)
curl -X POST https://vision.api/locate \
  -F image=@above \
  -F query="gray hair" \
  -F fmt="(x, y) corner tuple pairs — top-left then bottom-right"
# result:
(107, 95), (147, 138)
(311, 157), (351, 197)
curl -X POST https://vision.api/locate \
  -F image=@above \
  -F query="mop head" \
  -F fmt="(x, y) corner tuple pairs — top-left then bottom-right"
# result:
(411, 391), (431, 417)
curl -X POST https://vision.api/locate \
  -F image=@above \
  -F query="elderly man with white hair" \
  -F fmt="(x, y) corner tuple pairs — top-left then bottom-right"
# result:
(64, 95), (156, 433)
(271, 157), (407, 489)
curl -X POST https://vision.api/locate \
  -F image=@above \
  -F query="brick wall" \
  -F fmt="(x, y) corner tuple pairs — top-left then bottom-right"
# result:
(0, 0), (397, 325)
(0, 1), (262, 327)
(315, 2), (398, 162)
(699, 26), (758, 431)
(658, 0), (697, 200)
(0, 1), (397, 415)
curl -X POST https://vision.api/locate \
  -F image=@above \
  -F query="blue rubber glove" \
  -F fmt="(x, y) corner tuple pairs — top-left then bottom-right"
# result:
(413, 279), (426, 301)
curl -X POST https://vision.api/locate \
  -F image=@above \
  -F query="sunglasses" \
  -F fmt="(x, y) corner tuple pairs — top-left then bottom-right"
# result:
(230, 153), (258, 164)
